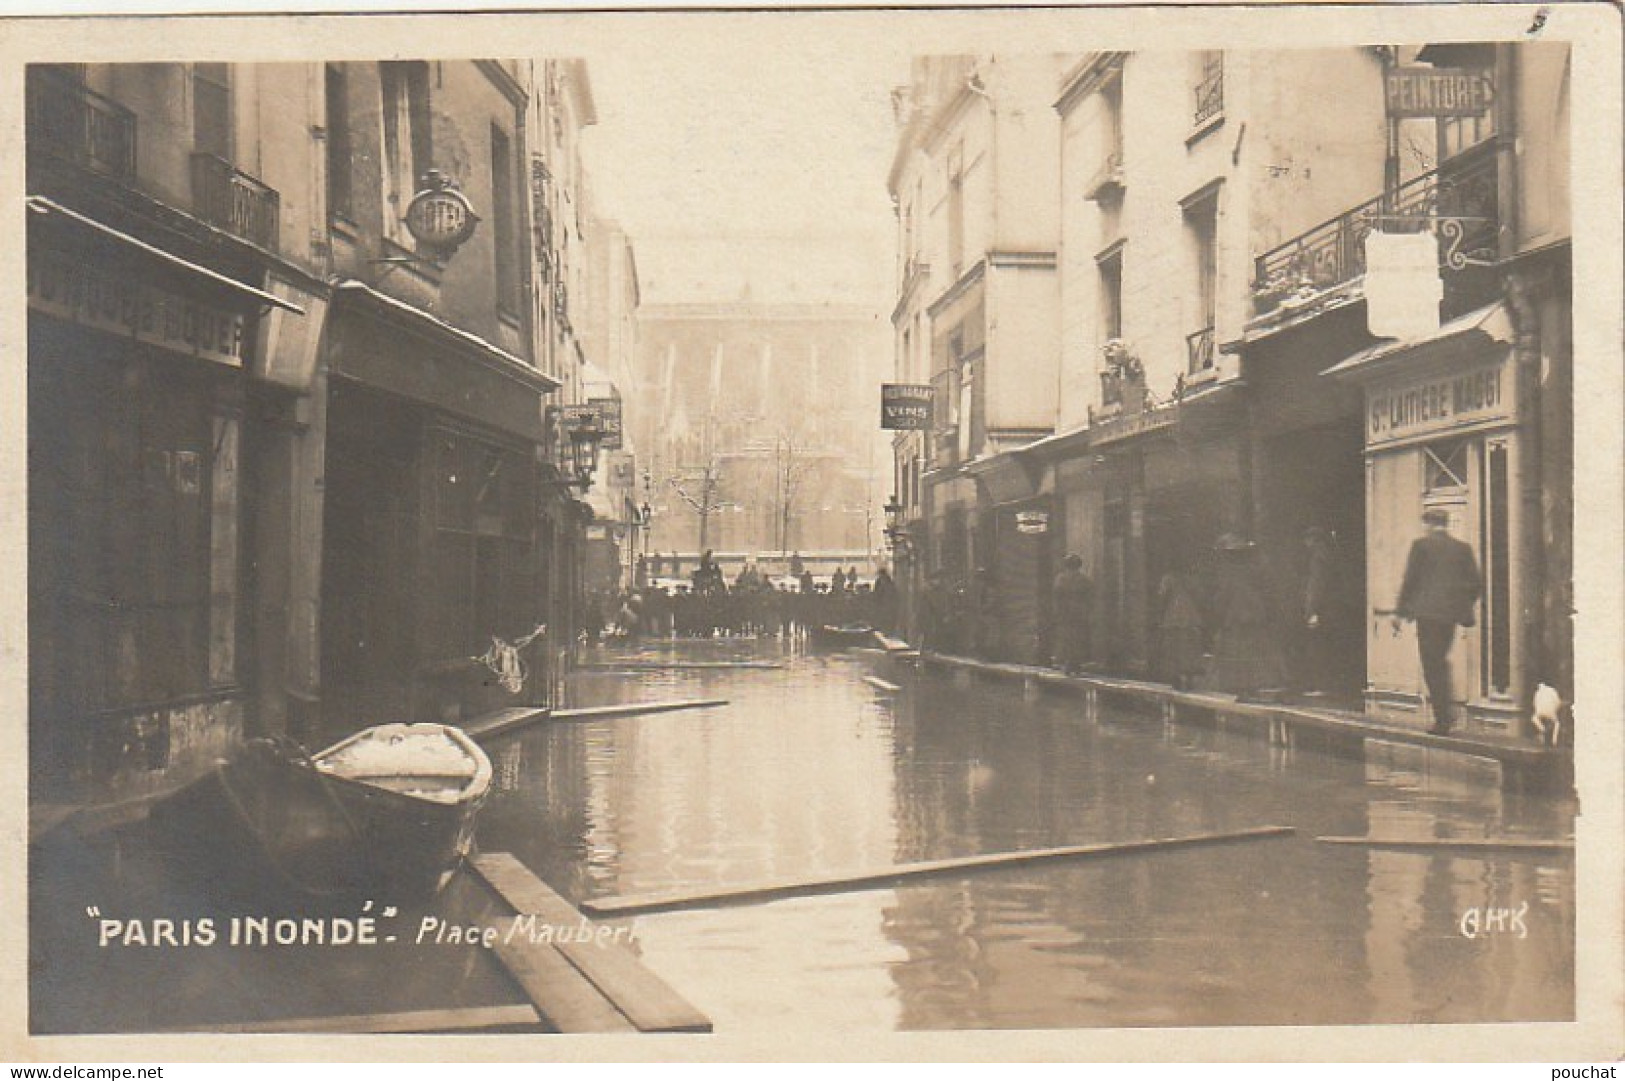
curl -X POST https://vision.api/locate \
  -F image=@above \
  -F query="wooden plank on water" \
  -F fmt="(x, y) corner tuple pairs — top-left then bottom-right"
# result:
(584, 826), (1297, 917)
(551, 699), (729, 723)
(1317, 836), (1574, 856)
(464, 706), (551, 741)
(579, 661), (783, 670)
(483, 919), (638, 1033)
(471, 853), (713, 1034)
(173, 1004), (546, 1034)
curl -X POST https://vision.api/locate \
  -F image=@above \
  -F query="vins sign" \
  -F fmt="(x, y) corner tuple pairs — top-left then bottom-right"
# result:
(881, 383), (934, 430)
(1385, 67), (1494, 118)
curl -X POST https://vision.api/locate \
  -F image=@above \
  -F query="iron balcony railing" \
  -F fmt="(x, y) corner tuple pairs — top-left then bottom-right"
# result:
(1186, 324), (1216, 375)
(190, 152), (280, 252)
(27, 68), (137, 180)
(1253, 139), (1500, 310)
(1193, 61), (1224, 127)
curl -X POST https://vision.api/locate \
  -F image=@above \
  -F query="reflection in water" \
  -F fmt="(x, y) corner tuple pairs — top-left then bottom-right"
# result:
(478, 637), (1575, 1031)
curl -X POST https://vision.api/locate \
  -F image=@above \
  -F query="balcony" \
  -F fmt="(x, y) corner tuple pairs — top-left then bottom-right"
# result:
(190, 152), (280, 252)
(27, 68), (136, 181)
(1252, 140), (1500, 319)
(1186, 325), (1216, 375)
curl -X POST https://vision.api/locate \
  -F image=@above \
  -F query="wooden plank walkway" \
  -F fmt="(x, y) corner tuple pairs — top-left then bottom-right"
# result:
(584, 826), (1296, 917)
(468, 852), (712, 1033)
(171, 1004), (546, 1035)
(1317, 836), (1573, 858)
(914, 651), (1569, 791)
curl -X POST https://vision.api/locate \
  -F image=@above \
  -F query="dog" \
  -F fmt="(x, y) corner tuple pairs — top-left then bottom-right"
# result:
(1531, 682), (1564, 746)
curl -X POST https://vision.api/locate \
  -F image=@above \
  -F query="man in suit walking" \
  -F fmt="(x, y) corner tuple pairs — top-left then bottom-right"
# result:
(1392, 507), (1484, 735)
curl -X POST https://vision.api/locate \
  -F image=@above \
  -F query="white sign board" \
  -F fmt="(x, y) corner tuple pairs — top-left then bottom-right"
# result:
(1364, 231), (1443, 341)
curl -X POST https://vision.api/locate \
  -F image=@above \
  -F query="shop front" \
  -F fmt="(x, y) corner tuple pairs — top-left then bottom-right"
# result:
(1328, 303), (1523, 731)
(26, 200), (301, 803)
(319, 283), (559, 733)
(967, 452), (1053, 665)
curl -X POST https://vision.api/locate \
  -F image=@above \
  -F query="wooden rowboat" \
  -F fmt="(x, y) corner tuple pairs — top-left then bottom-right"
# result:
(153, 723), (492, 900)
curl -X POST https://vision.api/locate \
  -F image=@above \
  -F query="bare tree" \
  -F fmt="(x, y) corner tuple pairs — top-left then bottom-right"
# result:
(772, 430), (814, 556)
(670, 458), (724, 553)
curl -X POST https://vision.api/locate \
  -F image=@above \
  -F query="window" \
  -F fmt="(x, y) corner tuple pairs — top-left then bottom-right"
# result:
(947, 143), (965, 278)
(1097, 244), (1124, 342)
(1183, 189), (1219, 374)
(192, 63), (232, 161)
(1192, 51), (1224, 129)
(380, 61), (432, 246)
(325, 64), (353, 222)
(1424, 439), (1470, 492)
(491, 124), (520, 316)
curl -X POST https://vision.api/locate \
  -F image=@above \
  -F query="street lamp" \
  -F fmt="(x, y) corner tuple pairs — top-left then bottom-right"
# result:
(883, 495), (912, 556)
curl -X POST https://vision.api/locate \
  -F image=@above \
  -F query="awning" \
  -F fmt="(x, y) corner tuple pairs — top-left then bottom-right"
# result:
(1323, 301), (1512, 382)
(27, 196), (304, 314)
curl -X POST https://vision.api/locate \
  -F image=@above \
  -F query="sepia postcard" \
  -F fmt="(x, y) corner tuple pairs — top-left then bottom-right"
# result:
(1, 0), (1621, 1064)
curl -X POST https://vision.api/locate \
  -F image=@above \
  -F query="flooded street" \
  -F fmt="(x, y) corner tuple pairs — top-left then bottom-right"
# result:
(480, 636), (1575, 1031)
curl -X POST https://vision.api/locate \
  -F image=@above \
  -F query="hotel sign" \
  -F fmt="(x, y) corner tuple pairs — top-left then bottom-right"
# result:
(881, 383), (934, 430)
(28, 250), (245, 367)
(1366, 360), (1510, 446)
(1385, 67), (1494, 118)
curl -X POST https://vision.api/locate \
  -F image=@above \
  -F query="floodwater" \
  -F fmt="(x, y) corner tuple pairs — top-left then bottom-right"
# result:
(484, 636), (1576, 1031)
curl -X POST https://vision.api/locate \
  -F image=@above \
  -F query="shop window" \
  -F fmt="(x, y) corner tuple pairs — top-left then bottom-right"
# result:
(428, 427), (539, 661)
(30, 341), (236, 714)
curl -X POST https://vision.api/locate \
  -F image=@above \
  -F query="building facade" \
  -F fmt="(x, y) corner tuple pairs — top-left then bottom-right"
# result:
(887, 41), (1572, 736)
(25, 58), (626, 813)
(636, 300), (889, 569)
(887, 54), (1066, 663)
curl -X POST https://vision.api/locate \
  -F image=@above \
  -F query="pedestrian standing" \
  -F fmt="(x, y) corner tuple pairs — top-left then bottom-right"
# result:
(1297, 526), (1334, 696)
(1154, 570), (1204, 690)
(1205, 534), (1282, 698)
(1392, 508), (1483, 735)
(1050, 554), (1093, 675)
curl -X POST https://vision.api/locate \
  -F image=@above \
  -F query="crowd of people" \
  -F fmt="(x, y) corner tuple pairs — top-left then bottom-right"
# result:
(585, 551), (899, 642)
(917, 526), (1364, 702)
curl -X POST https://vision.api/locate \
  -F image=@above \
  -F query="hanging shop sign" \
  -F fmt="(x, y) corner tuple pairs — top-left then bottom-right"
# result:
(1015, 510), (1050, 535)
(1384, 67), (1494, 118)
(560, 402), (606, 437)
(28, 249), (245, 367)
(588, 396), (624, 449)
(881, 383), (934, 430)
(404, 171), (479, 254)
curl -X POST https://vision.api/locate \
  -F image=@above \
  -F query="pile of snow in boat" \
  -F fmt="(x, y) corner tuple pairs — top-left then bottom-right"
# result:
(152, 723), (493, 900)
